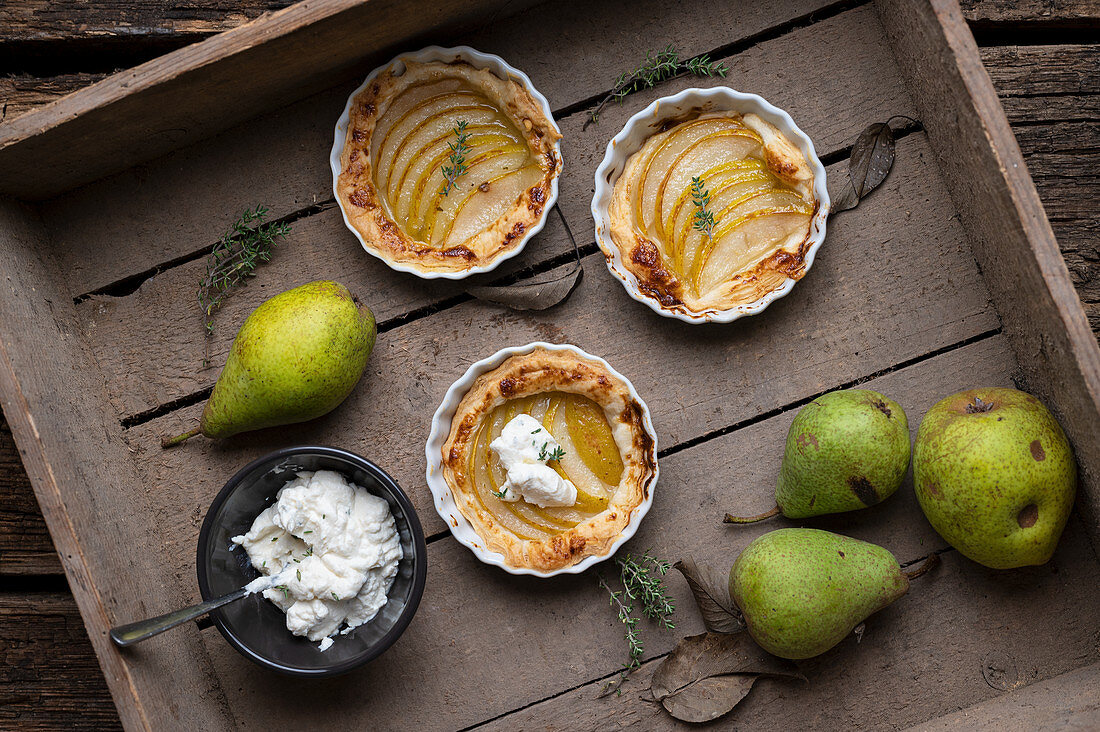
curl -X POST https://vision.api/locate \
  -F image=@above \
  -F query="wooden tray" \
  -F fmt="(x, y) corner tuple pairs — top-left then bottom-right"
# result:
(2, 0), (1099, 728)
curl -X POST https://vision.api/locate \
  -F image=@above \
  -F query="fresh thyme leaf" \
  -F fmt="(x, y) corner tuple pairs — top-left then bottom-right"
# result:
(303, 530), (313, 534)
(598, 551), (677, 697)
(492, 487), (509, 500)
(296, 569), (302, 581)
(538, 443), (566, 462)
(439, 120), (471, 196)
(691, 176), (717, 239)
(586, 45), (728, 128)
(197, 206), (290, 337)
(332, 592), (340, 602)
(271, 536), (279, 542)
(275, 584), (290, 599)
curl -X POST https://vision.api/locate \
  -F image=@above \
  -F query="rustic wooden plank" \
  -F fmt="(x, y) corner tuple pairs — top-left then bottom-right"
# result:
(147, 335), (1100, 732)
(0, 73), (109, 123)
(0, 1), (291, 46)
(980, 44), (1100, 99)
(0, 0), (540, 201)
(0, 198), (234, 729)
(961, 0), (1100, 26)
(912, 661), (1100, 731)
(0, 418), (61, 575)
(475, 521), (1100, 731)
(70, 3), (921, 413)
(42, 0), (850, 297)
(0, 592), (122, 731)
(126, 131), (1000, 542)
(877, 0), (1100, 555)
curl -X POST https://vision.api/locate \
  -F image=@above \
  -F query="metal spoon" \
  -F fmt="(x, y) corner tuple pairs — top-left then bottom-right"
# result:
(110, 579), (269, 647)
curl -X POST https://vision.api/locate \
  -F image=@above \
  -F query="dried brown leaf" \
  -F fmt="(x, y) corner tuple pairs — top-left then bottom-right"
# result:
(466, 264), (582, 311)
(674, 557), (744, 634)
(829, 116), (914, 215)
(660, 674), (759, 723)
(651, 632), (802, 700)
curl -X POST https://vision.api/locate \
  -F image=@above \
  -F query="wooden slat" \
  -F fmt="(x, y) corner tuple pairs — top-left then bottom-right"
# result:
(877, 0), (1100, 556)
(475, 523), (1100, 731)
(120, 132), (1001, 543)
(0, 419), (60, 575)
(0, 592), (122, 731)
(136, 335), (1100, 731)
(72, 3), (921, 417)
(961, 0), (1100, 26)
(0, 0), (538, 201)
(912, 661), (1100, 731)
(0, 73), (108, 123)
(43, 0), (846, 297)
(0, 198), (233, 729)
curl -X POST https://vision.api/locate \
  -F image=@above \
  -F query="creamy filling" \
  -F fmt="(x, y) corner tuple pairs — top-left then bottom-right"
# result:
(489, 413), (578, 508)
(232, 470), (402, 650)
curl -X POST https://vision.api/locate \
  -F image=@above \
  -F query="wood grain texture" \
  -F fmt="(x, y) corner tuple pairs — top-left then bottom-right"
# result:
(0, 419), (60, 575)
(43, 0), (849, 298)
(961, 0), (1100, 26)
(476, 524), (1100, 732)
(0, 198), (234, 730)
(0, 592), (123, 731)
(125, 336), (1100, 731)
(70, 3), (919, 417)
(878, 0), (1100, 563)
(120, 133), (1000, 544)
(912, 661), (1100, 731)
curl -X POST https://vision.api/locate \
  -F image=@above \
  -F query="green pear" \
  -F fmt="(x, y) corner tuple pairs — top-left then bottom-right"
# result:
(725, 389), (910, 524)
(913, 387), (1076, 569)
(163, 280), (376, 446)
(729, 528), (932, 659)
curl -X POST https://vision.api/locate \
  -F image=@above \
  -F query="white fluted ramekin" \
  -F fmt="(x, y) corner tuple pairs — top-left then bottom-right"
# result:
(331, 46), (563, 280)
(591, 87), (830, 323)
(425, 342), (659, 577)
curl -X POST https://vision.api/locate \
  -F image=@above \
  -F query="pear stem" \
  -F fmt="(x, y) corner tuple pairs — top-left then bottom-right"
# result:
(161, 427), (201, 449)
(902, 552), (941, 581)
(723, 505), (781, 524)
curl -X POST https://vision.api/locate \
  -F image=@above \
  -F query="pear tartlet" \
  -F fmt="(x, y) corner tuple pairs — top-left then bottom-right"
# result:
(439, 347), (657, 572)
(606, 109), (820, 316)
(336, 53), (562, 277)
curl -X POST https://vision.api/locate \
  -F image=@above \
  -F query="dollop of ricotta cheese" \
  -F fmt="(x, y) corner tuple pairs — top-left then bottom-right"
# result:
(489, 414), (577, 508)
(232, 470), (402, 650)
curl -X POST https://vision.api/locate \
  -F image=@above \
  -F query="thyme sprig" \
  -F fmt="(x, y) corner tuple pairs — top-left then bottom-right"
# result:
(538, 443), (566, 462)
(439, 120), (472, 196)
(586, 45), (728, 127)
(197, 206), (290, 337)
(599, 552), (677, 696)
(691, 176), (717, 238)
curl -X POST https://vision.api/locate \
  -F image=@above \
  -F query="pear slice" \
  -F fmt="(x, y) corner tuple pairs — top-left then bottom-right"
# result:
(379, 102), (498, 196)
(415, 147), (528, 241)
(395, 126), (518, 216)
(565, 397), (624, 487)
(441, 165), (543, 246)
(371, 79), (468, 160)
(692, 209), (812, 295)
(468, 422), (546, 540)
(375, 91), (489, 185)
(653, 131), (763, 230)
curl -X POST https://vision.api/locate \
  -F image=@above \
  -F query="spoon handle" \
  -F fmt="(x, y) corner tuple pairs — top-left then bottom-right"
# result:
(110, 586), (252, 647)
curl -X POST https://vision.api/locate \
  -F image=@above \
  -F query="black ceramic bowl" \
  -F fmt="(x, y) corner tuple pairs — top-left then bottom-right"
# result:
(197, 446), (427, 677)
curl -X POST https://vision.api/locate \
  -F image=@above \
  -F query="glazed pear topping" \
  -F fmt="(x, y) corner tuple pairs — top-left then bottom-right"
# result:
(466, 392), (623, 540)
(630, 116), (813, 298)
(371, 80), (543, 248)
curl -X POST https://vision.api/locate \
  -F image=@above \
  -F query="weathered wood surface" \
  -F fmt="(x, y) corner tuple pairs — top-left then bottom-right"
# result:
(879, 0), (1100, 558)
(0, 422), (60, 575)
(72, 4), (918, 418)
(911, 661), (1100, 731)
(144, 336), (1096, 731)
(43, 0), (857, 298)
(0, 592), (122, 731)
(0, 198), (232, 729)
(123, 133), (1000, 543)
(0, 0), (1097, 729)
(477, 524), (1100, 732)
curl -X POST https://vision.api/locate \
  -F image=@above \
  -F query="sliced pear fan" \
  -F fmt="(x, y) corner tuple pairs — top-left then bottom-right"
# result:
(471, 393), (624, 539)
(370, 79), (545, 248)
(629, 115), (814, 297)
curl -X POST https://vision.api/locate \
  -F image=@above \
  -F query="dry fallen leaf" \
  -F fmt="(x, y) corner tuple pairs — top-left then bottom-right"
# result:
(674, 557), (744, 634)
(466, 264), (582, 311)
(651, 632), (804, 723)
(829, 115), (916, 214)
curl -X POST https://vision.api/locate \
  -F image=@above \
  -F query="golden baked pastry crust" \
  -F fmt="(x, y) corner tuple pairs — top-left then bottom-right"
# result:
(607, 111), (818, 315)
(337, 60), (562, 275)
(441, 348), (656, 572)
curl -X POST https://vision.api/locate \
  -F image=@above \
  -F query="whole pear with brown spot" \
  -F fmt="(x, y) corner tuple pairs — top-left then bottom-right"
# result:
(162, 281), (376, 446)
(725, 389), (910, 524)
(913, 387), (1075, 569)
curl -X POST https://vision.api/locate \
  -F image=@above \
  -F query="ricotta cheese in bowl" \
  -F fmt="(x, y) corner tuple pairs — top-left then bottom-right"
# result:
(233, 470), (402, 651)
